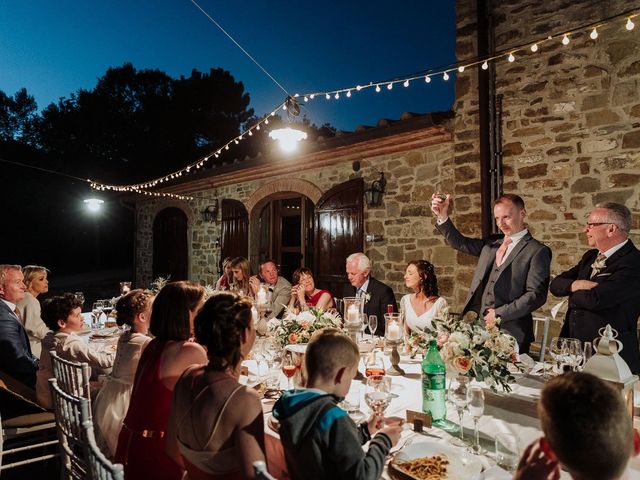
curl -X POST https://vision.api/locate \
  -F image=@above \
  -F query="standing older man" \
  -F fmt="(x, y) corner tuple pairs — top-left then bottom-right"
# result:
(550, 202), (640, 373)
(0, 264), (39, 389)
(344, 253), (397, 336)
(431, 194), (551, 354)
(249, 260), (292, 318)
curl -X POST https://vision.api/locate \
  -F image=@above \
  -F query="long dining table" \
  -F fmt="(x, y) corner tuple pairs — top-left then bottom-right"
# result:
(248, 348), (640, 480)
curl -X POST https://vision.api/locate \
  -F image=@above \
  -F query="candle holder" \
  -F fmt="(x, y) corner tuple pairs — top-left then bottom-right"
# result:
(384, 313), (406, 376)
(254, 285), (272, 336)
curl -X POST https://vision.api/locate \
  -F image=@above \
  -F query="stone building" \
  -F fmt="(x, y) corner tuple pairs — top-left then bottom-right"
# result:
(134, 0), (640, 319)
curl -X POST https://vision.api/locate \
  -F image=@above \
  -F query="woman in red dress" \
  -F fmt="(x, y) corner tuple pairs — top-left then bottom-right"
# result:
(115, 281), (207, 480)
(287, 267), (334, 312)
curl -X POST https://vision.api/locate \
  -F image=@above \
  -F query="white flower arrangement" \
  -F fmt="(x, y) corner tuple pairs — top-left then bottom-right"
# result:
(269, 307), (343, 347)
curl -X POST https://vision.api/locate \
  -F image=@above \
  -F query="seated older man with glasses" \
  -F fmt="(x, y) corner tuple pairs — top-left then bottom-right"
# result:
(550, 202), (640, 373)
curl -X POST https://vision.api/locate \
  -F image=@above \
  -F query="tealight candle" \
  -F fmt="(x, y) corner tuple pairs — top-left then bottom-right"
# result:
(387, 320), (401, 341)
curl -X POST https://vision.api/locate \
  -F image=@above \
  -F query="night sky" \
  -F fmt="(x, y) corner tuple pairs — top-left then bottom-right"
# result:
(1, 0), (456, 131)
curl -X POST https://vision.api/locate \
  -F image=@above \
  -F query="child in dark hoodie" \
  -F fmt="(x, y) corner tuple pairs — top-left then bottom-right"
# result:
(273, 328), (402, 480)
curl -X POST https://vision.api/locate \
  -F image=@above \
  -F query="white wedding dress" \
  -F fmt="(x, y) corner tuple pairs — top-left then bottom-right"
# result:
(401, 295), (448, 333)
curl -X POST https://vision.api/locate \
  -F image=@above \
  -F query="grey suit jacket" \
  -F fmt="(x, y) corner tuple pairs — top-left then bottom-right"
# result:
(436, 219), (551, 352)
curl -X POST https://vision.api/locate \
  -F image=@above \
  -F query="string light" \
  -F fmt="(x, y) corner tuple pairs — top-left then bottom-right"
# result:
(89, 10), (640, 199)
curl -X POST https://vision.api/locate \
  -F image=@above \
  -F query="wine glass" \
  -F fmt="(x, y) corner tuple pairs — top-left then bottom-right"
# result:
(467, 386), (485, 454)
(364, 376), (392, 417)
(91, 301), (104, 329)
(368, 315), (378, 340)
(74, 292), (85, 306)
(364, 351), (385, 378)
(101, 300), (114, 325)
(582, 341), (593, 370)
(281, 352), (296, 390)
(549, 337), (567, 375)
(448, 375), (470, 445)
(565, 338), (582, 371)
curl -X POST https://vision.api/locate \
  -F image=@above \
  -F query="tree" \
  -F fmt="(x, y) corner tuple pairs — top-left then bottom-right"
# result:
(0, 88), (38, 144)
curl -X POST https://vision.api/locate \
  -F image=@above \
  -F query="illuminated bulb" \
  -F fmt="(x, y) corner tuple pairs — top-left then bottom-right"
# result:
(590, 27), (598, 39)
(265, 119), (269, 125)
(248, 130), (253, 136)
(403, 79), (410, 87)
(334, 92), (340, 99)
(346, 90), (352, 97)
(481, 60), (488, 70)
(325, 93), (330, 100)
(356, 85), (362, 91)
(425, 76), (431, 83)
(387, 83), (393, 90)
(562, 34), (570, 45)
(443, 71), (449, 81)
(225, 145), (230, 150)
(531, 43), (538, 52)
(310, 94), (315, 99)
(626, 18), (635, 30)
(234, 139), (239, 144)
(304, 96), (308, 102)
(508, 52), (515, 62)
(293, 93), (299, 97)
(375, 84), (381, 92)
(256, 125), (260, 131)
(269, 127), (307, 153)
(458, 66), (465, 73)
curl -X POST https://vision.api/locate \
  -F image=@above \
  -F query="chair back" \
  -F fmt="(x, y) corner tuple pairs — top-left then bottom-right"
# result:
(50, 350), (92, 410)
(82, 419), (124, 480)
(49, 378), (91, 480)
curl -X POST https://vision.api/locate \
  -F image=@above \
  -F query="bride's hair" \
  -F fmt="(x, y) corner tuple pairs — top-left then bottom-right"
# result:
(408, 260), (439, 297)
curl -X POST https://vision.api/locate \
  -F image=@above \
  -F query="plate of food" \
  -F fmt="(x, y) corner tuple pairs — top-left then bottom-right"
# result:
(389, 441), (482, 480)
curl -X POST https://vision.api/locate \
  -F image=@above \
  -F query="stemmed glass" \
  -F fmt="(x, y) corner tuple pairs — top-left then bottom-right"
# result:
(549, 337), (568, 375)
(467, 386), (485, 454)
(281, 352), (296, 390)
(565, 339), (583, 371)
(448, 375), (470, 445)
(364, 375), (392, 417)
(91, 301), (104, 329)
(368, 315), (378, 340)
(582, 341), (593, 370)
(364, 351), (385, 378)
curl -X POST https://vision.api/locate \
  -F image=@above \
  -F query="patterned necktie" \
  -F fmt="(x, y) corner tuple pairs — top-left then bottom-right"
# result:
(590, 253), (607, 279)
(495, 236), (513, 267)
(14, 306), (24, 324)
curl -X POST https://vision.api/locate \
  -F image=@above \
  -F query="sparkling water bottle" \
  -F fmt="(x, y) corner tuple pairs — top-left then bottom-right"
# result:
(422, 339), (447, 425)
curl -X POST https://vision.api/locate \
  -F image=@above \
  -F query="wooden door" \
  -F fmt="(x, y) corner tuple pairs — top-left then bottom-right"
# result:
(221, 199), (248, 266)
(314, 178), (364, 297)
(153, 207), (188, 280)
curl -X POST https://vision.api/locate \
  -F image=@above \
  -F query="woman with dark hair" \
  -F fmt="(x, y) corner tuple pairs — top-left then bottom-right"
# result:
(401, 260), (448, 333)
(93, 289), (154, 457)
(36, 293), (116, 409)
(115, 281), (207, 480)
(16, 265), (52, 358)
(166, 292), (266, 480)
(288, 267), (334, 312)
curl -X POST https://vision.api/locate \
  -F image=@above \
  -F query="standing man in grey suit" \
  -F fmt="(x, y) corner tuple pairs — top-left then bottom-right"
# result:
(344, 253), (397, 336)
(430, 194), (551, 354)
(550, 203), (640, 373)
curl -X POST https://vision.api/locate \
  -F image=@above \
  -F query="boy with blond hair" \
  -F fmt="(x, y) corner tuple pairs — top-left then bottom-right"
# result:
(514, 372), (640, 480)
(273, 328), (402, 480)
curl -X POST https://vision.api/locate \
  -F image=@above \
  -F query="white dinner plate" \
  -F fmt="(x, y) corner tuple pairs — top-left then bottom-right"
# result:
(392, 440), (482, 479)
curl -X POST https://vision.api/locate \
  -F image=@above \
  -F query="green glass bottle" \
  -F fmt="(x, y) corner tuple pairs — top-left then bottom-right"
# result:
(422, 339), (447, 425)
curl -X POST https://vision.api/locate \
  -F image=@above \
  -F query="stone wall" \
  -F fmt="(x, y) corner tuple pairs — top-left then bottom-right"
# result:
(453, 0), (640, 314)
(135, 139), (456, 301)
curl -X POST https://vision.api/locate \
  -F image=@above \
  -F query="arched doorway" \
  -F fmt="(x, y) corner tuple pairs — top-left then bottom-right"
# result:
(257, 194), (314, 282)
(153, 207), (188, 280)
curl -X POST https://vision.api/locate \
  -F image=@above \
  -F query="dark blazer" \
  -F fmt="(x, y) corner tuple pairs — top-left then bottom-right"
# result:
(343, 277), (397, 336)
(550, 240), (640, 374)
(436, 219), (552, 353)
(0, 300), (38, 389)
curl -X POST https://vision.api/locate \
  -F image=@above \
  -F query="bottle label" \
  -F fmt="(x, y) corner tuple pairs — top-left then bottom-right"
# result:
(425, 373), (445, 390)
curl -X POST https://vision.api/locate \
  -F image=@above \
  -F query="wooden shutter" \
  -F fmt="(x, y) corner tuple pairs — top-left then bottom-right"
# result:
(153, 207), (188, 280)
(221, 199), (249, 263)
(313, 178), (364, 296)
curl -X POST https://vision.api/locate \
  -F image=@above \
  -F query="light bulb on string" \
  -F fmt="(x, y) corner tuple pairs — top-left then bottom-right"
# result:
(626, 18), (634, 30)
(458, 66), (465, 73)
(508, 52), (515, 62)
(303, 96), (308, 102)
(325, 93), (330, 100)
(248, 130), (253, 136)
(265, 118), (269, 125)
(481, 60), (488, 70)
(356, 85), (362, 91)
(425, 75), (431, 83)
(387, 83), (393, 90)
(443, 71), (449, 81)
(346, 90), (352, 97)
(403, 79), (410, 87)
(375, 84), (381, 92)
(334, 92), (340, 99)
(590, 27), (598, 39)
(282, 104), (287, 111)
(309, 94), (315, 99)
(562, 34), (570, 45)
(531, 43), (539, 52)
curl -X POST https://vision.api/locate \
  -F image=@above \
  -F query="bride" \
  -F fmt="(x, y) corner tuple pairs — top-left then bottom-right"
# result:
(400, 260), (447, 333)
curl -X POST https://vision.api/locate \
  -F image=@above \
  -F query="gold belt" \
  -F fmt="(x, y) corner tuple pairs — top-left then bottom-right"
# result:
(123, 422), (165, 439)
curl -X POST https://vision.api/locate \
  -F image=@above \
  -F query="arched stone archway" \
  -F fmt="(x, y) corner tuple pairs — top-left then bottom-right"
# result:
(246, 178), (323, 218)
(150, 198), (195, 224)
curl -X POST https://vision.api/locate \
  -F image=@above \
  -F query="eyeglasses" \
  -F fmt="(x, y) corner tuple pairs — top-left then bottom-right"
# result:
(585, 222), (613, 229)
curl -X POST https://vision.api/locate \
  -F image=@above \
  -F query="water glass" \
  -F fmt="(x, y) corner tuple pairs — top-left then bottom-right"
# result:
(340, 383), (362, 419)
(91, 301), (104, 329)
(449, 375), (470, 444)
(582, 341), (593, 369)
(495, 432), (520, 473)
(467, 386), (485, 454)
(565, 338), (582, 371)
